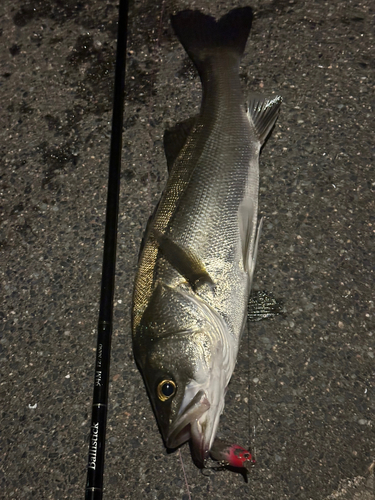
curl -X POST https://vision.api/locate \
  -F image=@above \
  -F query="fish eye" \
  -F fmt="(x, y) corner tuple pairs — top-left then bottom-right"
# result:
(157, 379), (176, 401)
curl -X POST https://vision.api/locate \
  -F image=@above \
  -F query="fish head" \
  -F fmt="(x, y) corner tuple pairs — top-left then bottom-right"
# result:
(133, 284), (232, 467)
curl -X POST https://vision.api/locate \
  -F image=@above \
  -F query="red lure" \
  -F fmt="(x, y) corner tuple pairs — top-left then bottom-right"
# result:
(209, 438), (256, 469)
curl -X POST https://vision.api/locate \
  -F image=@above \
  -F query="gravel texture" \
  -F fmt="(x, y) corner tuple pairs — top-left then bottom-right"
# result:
(1, 0), (374, 499)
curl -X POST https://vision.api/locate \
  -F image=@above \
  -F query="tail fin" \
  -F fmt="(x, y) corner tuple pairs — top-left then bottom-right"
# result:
(170, 7), (253, 74)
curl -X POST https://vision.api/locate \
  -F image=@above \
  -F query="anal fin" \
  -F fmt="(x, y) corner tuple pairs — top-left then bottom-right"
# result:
(247, 94), (282, 145)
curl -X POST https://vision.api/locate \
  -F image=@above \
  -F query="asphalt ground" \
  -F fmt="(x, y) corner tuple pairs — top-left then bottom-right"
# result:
(1, 0), (374, 499)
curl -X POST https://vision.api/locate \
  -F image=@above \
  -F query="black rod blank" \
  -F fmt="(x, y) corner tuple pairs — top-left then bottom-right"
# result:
(85, 1), (129, 499)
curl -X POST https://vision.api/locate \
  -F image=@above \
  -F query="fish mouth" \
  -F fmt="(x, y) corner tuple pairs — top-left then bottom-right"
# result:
(165, 389), (210, 458)
(189, 417), (211, 467)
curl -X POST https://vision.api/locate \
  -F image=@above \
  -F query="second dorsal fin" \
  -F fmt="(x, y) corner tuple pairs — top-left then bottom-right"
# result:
(163, 116), (197, 172)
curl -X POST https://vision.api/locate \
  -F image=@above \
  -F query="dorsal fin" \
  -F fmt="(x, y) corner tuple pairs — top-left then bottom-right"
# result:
(163, 116), (197, 172)
(247, 95), (282, 145)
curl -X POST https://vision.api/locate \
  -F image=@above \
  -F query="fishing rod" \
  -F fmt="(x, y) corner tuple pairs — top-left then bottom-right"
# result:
(85, 1), (129, 499)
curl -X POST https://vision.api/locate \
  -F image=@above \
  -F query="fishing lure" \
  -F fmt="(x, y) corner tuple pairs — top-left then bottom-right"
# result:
(210, 438), (256, 470)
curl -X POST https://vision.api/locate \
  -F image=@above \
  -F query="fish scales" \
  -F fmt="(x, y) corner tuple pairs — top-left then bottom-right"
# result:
(134, 61), (256, 336)
(132, 7), (281, 468)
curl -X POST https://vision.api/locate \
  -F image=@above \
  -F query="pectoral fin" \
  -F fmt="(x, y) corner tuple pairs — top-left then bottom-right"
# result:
(153, 228), (214, 290)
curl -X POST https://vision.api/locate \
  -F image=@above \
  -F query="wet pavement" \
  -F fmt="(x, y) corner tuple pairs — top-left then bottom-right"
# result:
(1, 0), (374, 498)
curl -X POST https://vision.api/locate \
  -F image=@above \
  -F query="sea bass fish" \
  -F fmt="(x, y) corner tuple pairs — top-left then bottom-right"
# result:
(132, 7), (281, 467)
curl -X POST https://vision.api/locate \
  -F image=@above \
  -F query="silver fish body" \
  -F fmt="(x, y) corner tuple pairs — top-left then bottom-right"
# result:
(132, 7), (281, 467)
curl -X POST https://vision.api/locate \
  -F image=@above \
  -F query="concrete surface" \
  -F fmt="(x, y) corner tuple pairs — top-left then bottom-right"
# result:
(1, 0), (374, 499)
